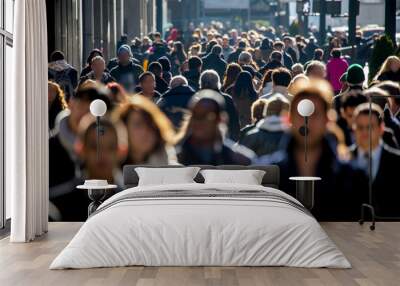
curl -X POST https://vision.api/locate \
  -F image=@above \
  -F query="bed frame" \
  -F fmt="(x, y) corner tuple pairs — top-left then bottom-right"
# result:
(122, 165), (280, 189)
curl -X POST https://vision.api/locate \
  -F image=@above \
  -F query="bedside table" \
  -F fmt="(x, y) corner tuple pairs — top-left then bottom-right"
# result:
(289, 177), (321, 210)
(77, 184), (117, 217)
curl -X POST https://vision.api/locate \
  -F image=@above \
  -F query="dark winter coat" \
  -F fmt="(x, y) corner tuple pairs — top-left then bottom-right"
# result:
(202, 53), (227, 82)
(157, 85), (196, 129)
(110, 62), (144, 92)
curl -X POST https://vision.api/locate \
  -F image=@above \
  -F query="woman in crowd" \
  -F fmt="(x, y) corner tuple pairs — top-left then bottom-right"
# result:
(230, 71), (258, 128)
(170, 41), (187, 75)
(50, 115), (124, 222)
(136, 72), (162, 102)
(375, 55), (400, 83)
(326, 49), (349, 95)
(76, 115), (125, 188)
(48, 81), (68, 132)
(222, 63), (242, 93)
(116, 95), (177, 165)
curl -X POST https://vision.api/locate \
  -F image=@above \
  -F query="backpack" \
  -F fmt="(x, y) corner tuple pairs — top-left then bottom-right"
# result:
(49, 68), (74, 99)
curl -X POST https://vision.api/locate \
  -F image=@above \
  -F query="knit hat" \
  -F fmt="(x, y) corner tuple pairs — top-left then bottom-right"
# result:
(117, 44), (132, 56)
(346, 64), (364, 86)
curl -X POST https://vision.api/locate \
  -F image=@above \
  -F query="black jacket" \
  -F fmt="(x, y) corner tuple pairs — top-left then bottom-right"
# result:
(283, 52), (294, 70)
(157, 85), (196, 129)
(286, 47), (298, 63)
(259, 60), (283, 76)
(49, 134), (77, 188)
(177, 137), (255, 166)
(202, 53), (227, 82)
(110, 62), (144, 92)
(79, 71), (115, 86)
(155, 75), (169, 94)
(350, 144), (400, 217)
(183, 69), (201, 91)
(257, 135), (368, 221)
(107, 57), (141, 72)
(377, 71), (400, 83)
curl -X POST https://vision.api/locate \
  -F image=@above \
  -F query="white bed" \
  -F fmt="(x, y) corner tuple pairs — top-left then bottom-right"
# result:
(50, 178), (350, 269)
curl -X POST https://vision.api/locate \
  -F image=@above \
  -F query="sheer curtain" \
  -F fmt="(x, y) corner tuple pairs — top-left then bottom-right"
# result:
(8, 0), (48, 242)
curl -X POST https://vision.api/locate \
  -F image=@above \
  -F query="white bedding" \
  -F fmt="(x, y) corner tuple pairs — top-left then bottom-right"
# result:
(50, 183), (351, 269)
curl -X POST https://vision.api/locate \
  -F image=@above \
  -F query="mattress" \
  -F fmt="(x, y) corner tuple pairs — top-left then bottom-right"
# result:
(50, 183), (351, 269)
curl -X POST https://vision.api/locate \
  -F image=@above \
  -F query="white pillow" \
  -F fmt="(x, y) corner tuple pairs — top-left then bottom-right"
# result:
(200, 169), (266, 185)
(135, 167), (200, 186)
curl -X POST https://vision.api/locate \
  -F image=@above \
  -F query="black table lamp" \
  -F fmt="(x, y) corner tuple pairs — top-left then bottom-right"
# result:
(290, 99), (320, 210)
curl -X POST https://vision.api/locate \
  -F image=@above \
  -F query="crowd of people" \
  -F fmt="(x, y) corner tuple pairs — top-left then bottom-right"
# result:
(48, 24), (400, 222)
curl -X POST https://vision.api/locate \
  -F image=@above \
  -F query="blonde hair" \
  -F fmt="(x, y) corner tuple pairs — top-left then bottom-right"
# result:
(289, 79), (333, 115)
(48, 81), (68, 109)
(374, 55), (400, 81)
(114, 95), (176, 146)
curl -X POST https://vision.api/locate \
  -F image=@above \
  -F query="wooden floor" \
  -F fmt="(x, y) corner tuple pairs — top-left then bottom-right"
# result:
(1, 222), (400, 286)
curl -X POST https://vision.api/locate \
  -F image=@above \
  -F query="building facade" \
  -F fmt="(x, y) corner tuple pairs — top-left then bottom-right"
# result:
(46, 0), (166, 71)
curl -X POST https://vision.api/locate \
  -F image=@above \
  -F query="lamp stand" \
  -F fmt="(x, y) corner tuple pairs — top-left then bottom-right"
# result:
(305, 116), (308, 162)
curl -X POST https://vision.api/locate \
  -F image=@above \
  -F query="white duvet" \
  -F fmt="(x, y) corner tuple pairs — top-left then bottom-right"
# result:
(50, 183), (351, 269)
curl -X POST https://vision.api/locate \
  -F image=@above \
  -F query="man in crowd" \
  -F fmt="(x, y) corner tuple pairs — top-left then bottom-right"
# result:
(110, 45), (144, 92)
(148, 61), (169, 94)
(305, 61), (327, 80)
(259, 51), (283, 76)
(202, 45), (227, 83)
(176, 90), (255, 165)
(227, 40), (247, 63)
(256, 80), (367, 221)
(350, 103), (400, 217)
(79, 56), (114, 86)
(283, 36), (298, 64)
(182, 56), (202, 91)
(337, 91), (367, 146)
(261, 68), (292, 101)
(333, 63), (366, 111)
(240, 94), (290, 156)
(272, 41), (293, 70)
(48, 51), (78, 101)
(199, 70), (240, 141)
(221, 35), (234, 60)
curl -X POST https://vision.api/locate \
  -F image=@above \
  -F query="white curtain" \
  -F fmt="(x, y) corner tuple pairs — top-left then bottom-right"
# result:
(8, 0), (48, 242)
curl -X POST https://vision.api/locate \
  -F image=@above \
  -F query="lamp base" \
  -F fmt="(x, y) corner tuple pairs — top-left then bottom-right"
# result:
(289, 177), (321, 210)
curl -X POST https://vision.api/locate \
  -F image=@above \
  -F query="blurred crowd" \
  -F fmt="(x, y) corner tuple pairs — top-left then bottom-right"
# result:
(48, 24), (400, 222)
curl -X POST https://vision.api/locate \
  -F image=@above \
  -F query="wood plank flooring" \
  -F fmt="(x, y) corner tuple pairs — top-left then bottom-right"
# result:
(0, 222), (399, 286)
